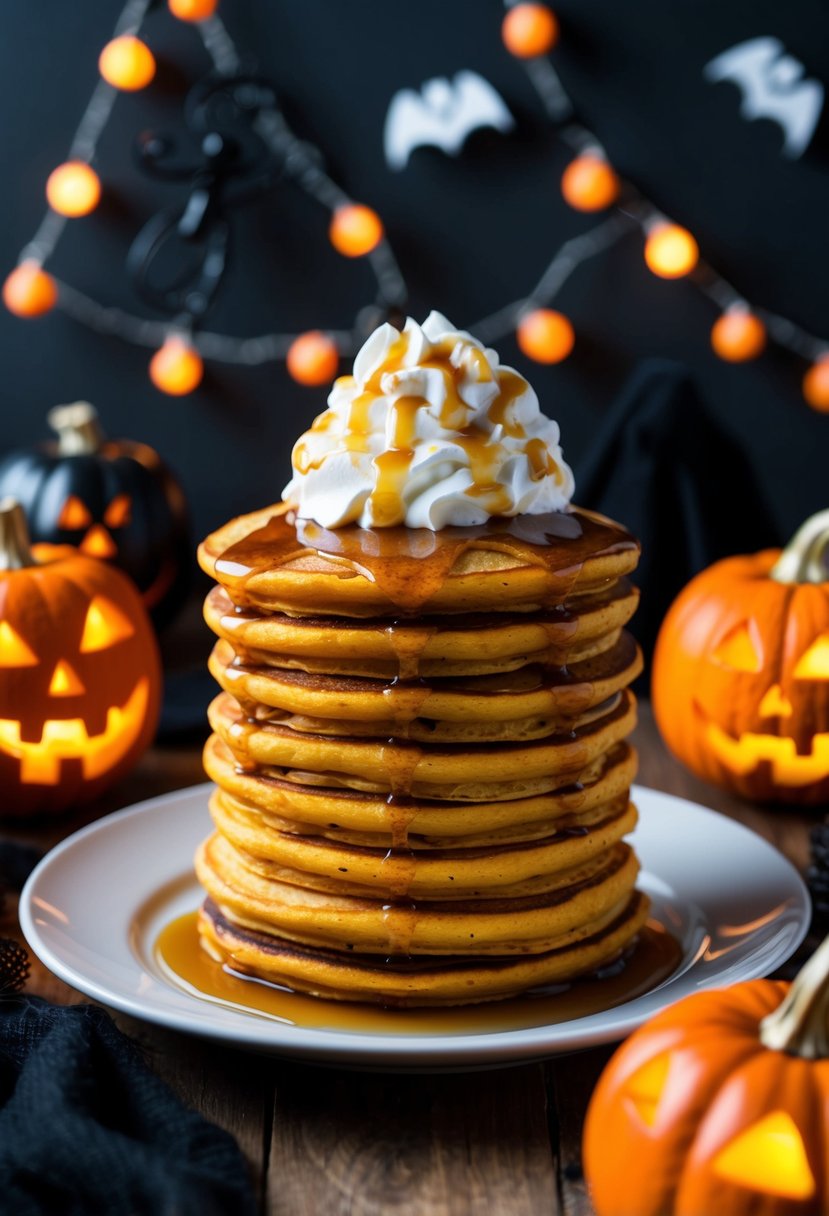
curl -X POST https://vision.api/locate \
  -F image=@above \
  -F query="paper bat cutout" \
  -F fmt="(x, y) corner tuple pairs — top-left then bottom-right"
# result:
(384, 71), (514, 171)
(704, 37), (824, 159)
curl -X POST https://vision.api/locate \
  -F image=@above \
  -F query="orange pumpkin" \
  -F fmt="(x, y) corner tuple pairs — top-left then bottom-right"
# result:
(652, 510), (829, 803)
(0, 498), (161, 814)
(584, 937), (829, 1216)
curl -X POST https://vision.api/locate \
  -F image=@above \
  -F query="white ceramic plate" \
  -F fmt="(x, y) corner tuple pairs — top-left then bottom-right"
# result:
(20, 783), (809, 1069)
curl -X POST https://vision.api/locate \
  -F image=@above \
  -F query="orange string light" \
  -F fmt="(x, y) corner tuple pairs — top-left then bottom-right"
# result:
(329, 205), (384, 258)
(644, 223), (699, 279)
(502, 4), (559, 58)
(803, 356), (829, 412)
(2, 262), (58, 317)
(711, 311), (767, 363)
(516, 309), (575, 363)
(149, 336), (204, 395)
(168, 0), (218, 20)
(46, 162), (101, 218)
(561, 154), (620, 212)
(99, 36), (156, 91)
(287, 331), (340, 386)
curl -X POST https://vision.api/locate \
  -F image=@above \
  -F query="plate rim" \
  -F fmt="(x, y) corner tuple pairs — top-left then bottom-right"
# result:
(19, 781), (811, 1066)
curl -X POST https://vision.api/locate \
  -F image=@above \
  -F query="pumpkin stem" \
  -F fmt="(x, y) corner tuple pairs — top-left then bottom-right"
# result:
(48, 401), (105, 455)
(770, 509), (829, 585)
(0, 499), (35, 571)
(759, 935), (829, 1058)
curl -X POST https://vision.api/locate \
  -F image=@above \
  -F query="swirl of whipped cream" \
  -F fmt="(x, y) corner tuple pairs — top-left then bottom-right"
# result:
(282, 311), (575, 529)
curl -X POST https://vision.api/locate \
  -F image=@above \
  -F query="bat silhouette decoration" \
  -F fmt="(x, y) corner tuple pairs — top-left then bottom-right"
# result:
(704, 37), (824, 159)
(384, 70), (514, 170)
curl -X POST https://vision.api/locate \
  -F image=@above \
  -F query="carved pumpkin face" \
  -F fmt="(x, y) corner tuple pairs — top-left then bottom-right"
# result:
(653, 522), (829, 803)
(0, 511), (161, 815)
(0, 403), (190, 628)
(583, 941), (829, 1216)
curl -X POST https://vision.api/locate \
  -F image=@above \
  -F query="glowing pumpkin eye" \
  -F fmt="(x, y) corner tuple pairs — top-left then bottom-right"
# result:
(104, 494), (132, 528)
(624, 1052), (671, 1128)
(80, 597), (135, 652)
(713, 622), (763, 672)
(0, 620), (38, 667)
(714, 1111), (815, 1200)
(793, 633), (829, 680)
(58, 495), (92, 530)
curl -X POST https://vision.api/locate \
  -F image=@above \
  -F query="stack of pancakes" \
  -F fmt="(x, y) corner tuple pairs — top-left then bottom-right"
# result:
(196, 502), (647, 1006)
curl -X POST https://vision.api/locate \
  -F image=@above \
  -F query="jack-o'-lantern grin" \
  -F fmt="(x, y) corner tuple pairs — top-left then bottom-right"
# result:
(0, 677), (151, 785)
(692, 699), (829, 787)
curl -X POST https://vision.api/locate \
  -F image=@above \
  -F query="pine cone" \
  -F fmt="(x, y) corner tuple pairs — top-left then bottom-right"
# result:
(0, 938), (29, 995)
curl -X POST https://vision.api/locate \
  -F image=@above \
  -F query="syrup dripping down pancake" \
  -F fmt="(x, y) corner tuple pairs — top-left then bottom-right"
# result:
(208, 787), (638, 899)
(203, 734), (638, 842)
(208, 689), (637, 799)
(207, 632), (642, 742)
(195, 833), (640, 955)
(198, 504), (639, 617)
(196, 892), (649, 1006)
(203, 579), (639, 679)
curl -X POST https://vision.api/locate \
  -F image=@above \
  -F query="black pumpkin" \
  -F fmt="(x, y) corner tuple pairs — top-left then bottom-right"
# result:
(0, 403), (190, 628)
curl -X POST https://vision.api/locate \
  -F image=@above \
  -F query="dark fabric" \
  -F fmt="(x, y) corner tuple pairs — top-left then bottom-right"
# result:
(0, 843), (42, 894)
(0, 997), (256, 1216)
(576, 359), (780, 662)
(158, 668), (215, 741)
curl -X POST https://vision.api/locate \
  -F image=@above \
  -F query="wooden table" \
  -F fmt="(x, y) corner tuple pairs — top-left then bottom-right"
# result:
(4, 703), (816, 1216)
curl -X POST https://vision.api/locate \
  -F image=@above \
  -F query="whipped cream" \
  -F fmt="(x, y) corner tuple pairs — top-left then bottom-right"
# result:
(282, 311), (575, 529)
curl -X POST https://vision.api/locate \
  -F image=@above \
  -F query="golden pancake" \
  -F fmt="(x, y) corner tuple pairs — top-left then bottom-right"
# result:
(198, 892), (650, 1006)
(203, 579), (639, 679)
(208, 689), (637, 797)
(203, 733), (638, 843)
(198, 503), (639, 617)
(208, 787), (638, 899)
(195, 832), (640, 955)
(208, 634), (642, 736)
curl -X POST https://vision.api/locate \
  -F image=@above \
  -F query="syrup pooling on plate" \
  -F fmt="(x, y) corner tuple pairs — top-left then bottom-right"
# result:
(214, 507), (637, 615)
(155, 911), (682, 1032)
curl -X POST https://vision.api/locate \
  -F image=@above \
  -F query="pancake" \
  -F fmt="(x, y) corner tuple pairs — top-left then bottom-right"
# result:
(193, 319), (647, 1007)
(208, 689), (637, 798)
(198, 503), (640, 617)
(198, 892), (650, 1006)
(208, 787), (638, 899)
(195, 832), (640, 955)
(203, 579), (640, 679)
(207, 633), (642, 738)
(203, 733), (639, 843)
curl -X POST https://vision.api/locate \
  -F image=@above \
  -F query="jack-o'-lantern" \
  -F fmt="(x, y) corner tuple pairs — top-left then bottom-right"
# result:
(652, 509), (829, 803)
(0, 498), (161, 815)
(0, 402), (190, 628)
(584, 935), (829, 1216)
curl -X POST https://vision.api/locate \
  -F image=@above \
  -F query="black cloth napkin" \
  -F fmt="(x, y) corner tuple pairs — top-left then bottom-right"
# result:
(575, 359), (780, 661)
(0, 996), (257, 1216)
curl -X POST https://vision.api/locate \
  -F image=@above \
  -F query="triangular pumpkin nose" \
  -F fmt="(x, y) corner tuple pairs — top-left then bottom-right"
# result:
(49, 660), (85, 696)
(80, 525), (117, 559)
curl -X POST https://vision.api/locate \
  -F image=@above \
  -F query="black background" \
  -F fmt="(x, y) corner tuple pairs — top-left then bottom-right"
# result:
(2, 0), (828, 548)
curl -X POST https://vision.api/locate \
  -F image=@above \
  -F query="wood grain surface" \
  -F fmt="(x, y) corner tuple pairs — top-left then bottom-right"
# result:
(3, 702), (818, 1215)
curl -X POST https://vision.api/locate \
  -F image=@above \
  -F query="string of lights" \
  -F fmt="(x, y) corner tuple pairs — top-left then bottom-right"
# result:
(3, 0), (405, 394)
(4, 0), (829, 410)
(497, 1), (829, 408)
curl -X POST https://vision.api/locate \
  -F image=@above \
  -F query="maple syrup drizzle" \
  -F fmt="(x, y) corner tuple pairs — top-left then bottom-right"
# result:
(214, 599), (587, 675)
(156, 912), (682, 1034)
(214, 507), (635, 615)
